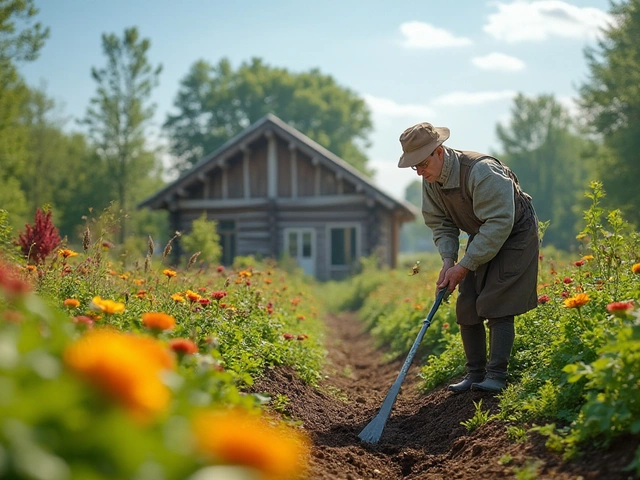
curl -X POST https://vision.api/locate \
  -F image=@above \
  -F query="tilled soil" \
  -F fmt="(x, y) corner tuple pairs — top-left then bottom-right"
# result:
(254, 312), (638, 479)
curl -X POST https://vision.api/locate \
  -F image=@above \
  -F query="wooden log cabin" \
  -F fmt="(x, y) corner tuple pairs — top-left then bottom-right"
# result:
(138, 114), (417, 280)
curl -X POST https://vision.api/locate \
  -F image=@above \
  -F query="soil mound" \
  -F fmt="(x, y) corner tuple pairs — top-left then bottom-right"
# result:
(254, 312), (638, 479)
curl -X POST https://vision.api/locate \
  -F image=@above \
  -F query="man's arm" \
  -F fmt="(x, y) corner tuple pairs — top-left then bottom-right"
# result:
(457, 160), (515, 272)
(421, 181), (460, 262)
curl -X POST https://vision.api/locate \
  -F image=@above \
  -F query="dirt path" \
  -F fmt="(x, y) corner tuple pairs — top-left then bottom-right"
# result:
(255, 312), (638, 479)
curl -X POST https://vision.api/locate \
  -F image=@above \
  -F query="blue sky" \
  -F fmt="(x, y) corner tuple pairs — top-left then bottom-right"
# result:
(20, 0), (612, 200)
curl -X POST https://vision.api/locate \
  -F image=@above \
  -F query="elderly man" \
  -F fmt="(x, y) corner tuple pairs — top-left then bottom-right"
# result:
(398, 122), (539, 393)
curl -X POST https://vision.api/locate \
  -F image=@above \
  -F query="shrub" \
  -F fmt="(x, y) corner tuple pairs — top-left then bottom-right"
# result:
(15, 207), (61, 264)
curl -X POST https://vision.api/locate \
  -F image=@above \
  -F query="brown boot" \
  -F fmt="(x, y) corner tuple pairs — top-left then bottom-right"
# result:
(449, 323), (486, 393)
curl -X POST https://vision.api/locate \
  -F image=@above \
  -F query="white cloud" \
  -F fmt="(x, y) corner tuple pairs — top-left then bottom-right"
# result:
(472, 52), (526, 72)
(484, 0), (612, 43)
(364, 94), (434, 118)
(399, 21), (473, 49)
(432, 90), (517, 106)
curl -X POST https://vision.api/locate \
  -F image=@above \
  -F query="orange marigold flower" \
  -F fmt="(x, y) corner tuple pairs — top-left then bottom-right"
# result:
(238, 270), (252, 278)
(58, 248), (79, 259)
(63, 298), (80, 308)
(136, 290), (147, 299)
(564, 293), (590, 309)
(632, 263), (640, 274)
(91, 296), (125, 314)
(142, 312), (176, 331)
(296, 315), (306, 321)
(163, 269), (177, 278)
(64, 329), (175, 420)
(191, 409), (309, 479)
(25, 265), (37, 272)
(168, 338), (198, 356)
(171, 293), (185, 303)
(606, 301), (634, 317)
(133, 279), (145, 286)
(185, 290), (201, 302)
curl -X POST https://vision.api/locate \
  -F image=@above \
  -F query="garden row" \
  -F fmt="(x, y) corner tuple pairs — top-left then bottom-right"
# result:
(323, 182), (640, 475)
(0, 216), (325, 480)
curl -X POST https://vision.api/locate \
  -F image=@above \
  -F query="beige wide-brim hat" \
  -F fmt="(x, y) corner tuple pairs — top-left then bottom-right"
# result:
(398, 122), (450, 168)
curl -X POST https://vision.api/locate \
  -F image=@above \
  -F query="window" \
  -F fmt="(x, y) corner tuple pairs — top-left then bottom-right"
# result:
(218, 220), (236, 266)
(330, 227), (357, 266)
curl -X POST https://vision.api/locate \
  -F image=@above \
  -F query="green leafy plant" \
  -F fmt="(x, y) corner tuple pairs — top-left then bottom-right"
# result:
(460, 400), (494, 432)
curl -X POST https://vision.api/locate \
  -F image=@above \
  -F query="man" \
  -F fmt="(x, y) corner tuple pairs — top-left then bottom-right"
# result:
(398, 122), (538, 393)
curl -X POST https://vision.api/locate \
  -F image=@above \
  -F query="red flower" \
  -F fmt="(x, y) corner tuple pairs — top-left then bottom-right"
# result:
(198, 298), (211, 307)
(561, 291), (570, 298)
(563, 277), (573, 284)
(538, 295), (551, 305)
(606, 301), (634, 318)
(442, 323), (450, 329)
(216, 266), (225, 273)
(15, 208), (61, 264)
(211, 291), (227, 301)
(169, 338), (199, 356)
(574, 260), (585, 267)
(283, 333), (294, 340)
(0, 260), (32, 297)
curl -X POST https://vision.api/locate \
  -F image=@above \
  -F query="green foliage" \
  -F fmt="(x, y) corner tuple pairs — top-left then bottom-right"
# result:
(579, 0), (640, 226)
(81, 26), (163, 243)
(460, 400), (495, 432)
(180, 213), (222, 267)
(163, 57), (373, 175)
(495, 94), (593, 250)
(0, 208), (17, 258)
(0, 218), (325, 477)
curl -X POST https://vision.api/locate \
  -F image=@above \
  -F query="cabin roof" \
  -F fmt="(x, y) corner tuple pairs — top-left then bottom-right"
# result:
(138, 113), (418, 221)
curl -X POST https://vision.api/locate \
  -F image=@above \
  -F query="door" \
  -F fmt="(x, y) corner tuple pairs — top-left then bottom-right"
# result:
(284, 228), (315, 276)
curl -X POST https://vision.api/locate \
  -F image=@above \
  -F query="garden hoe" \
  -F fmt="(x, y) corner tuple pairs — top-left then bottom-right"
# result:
(358, 288), (448, 444)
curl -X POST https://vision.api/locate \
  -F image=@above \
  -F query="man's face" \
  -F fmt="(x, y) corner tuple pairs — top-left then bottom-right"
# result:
(412, 148), (443, 183)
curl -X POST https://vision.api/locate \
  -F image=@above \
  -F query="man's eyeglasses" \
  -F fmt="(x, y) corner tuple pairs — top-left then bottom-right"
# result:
(411, 157), (430, 171)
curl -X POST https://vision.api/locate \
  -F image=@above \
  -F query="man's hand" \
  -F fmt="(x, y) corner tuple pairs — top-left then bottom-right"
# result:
(436, 259), (468, 293)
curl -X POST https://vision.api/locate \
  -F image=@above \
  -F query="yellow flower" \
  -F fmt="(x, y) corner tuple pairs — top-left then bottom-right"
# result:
(171, 293), (185, 303)
(163, 269), (177, 278)
(581, 255), (594, 261)
(64, 329), (175, 420)
(564, 293), (590, 309)
(141, 312), (176, 331)
(192, 409), (309, 479)
(238, 270), (252, 278)
(91, 296), (125, 314)
(632, 263), (640, 274)
(58, 248), (79, 259)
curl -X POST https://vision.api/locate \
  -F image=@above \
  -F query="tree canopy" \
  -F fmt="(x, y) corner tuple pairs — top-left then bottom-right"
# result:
(495, 94), (593, 250)
(163, 57), (374, 176)
(579, 0), (640, 226)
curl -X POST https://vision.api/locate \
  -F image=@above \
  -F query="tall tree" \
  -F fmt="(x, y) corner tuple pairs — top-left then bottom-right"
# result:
(579, 0), (640, 226)
(495, 94), (592, 250)
(164, 57), (373, 175)
(0, 0), (49, 228)
(81, 27), (162, 242)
